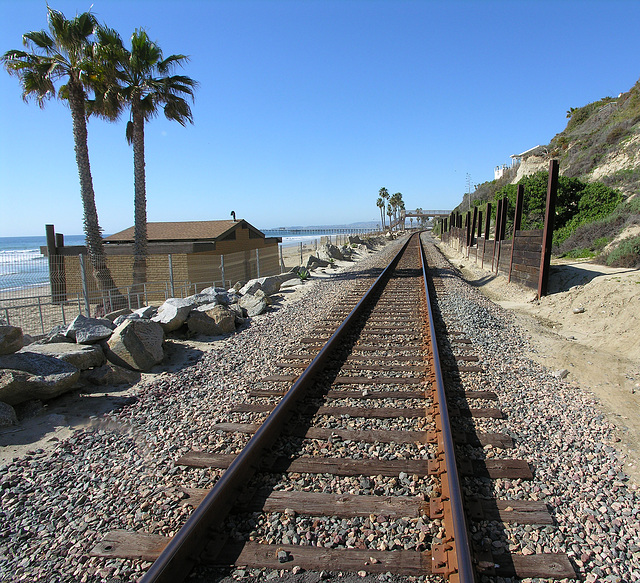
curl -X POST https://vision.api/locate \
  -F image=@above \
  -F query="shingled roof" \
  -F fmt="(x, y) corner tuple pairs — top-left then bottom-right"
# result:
(105, 220), (264, 243)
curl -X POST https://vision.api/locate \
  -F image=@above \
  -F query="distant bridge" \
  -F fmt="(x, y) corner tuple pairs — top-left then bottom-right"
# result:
(389, 209), (452, 231)
(269, 227), (379, 235)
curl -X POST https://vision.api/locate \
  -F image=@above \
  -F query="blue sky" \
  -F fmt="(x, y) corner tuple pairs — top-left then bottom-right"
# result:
(1, 0), (639, 237)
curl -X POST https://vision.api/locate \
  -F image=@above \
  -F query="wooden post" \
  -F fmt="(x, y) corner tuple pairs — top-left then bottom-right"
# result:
(493, 198), (503, 272)
(483, 203), (492, 239)
(475, 210), (482, 264)
(470, 206), (478, 258)
(538, 160), (559, 297)
(45, 224), (65, 303)
(508, 185), (525, 283)
(465, 211), (471, 256)
(495, 197), (508, 273)
(500, 197), (508, 241)
(482, 203), (491, 268)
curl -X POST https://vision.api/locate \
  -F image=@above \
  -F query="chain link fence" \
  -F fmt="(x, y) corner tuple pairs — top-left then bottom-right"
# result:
(0, 234), (363, 337)
(1, 246), (280, 337)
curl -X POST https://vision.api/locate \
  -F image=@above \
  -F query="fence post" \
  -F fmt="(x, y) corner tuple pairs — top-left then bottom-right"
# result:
(78, 254), (91, 316)
(256, 249), (260, 278)
(471, 206), (478, 248)
(465, 211), (471, 256)
(492, 199), (503, 272)
(508, 184), (525, 283)
(538, 160), (559, 298)
(279, 245), (285, 272)
(299, 242), (303, 266)
(220, 255), (226, 290)
(495, 197), (508, 274)
(168, 254), (176, 297)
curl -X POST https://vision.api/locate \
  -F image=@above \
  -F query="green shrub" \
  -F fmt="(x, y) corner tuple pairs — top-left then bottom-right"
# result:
(561, 248), (596, 259)
(604, 235), (640, 268)
(593, 236), (610, 250)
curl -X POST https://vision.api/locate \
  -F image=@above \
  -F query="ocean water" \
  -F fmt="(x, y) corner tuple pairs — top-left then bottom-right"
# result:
(0, 228), (370, 292)
(0, 235), (86, 293)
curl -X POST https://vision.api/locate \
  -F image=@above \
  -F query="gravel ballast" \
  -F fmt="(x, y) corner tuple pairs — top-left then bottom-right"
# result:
(422, 233), (640, 583)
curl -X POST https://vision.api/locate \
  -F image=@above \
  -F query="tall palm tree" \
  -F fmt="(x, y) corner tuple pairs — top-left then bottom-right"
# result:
(378, 187), (390, 231)
(389, 192), (403, 230)
(2, 7), (123, 306)
(376, 197), (385, 231)
(94, 27), (197, 293)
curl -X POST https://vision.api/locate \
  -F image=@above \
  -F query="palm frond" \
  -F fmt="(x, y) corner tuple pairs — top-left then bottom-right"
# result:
(163, 96), (193, 125)
(23, 30), (55, 52)
(157, 53), (189, 74)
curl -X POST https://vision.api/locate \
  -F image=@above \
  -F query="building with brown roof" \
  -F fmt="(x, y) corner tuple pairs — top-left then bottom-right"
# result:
(45, 219), (282, 306)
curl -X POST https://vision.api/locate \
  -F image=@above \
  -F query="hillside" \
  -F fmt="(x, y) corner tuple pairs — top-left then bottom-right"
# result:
(524, 77), (640, 194)
(454, 77), (640, 266)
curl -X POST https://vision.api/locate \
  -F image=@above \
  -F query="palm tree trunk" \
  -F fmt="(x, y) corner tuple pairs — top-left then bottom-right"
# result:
(131, 98), (148, 307)
(68, 83), (127, 312)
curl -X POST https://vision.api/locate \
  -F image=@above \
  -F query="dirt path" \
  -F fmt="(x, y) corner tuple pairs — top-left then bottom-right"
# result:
(434, 240), (640, 484)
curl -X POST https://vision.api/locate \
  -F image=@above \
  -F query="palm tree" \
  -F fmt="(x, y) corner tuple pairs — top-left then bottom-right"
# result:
(378, 187), (390, 230)
(376, 197), (385, 231)
(2, 7), (123, 305)
(389, 192), (403, 230)
(94, 27), (197, 294)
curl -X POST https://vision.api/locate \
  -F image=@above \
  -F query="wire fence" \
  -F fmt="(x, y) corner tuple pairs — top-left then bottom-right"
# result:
(0, 234), (363, 337)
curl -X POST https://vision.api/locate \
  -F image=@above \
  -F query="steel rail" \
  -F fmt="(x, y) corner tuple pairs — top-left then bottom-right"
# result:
(140, 235), (414, 583)
(419, 234), (476, 582)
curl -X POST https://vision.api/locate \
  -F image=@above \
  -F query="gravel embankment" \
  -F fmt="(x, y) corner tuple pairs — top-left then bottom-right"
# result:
(0, 240), (405, 583)
(3, 233), (639, 583)
(422, 233), (640, 583)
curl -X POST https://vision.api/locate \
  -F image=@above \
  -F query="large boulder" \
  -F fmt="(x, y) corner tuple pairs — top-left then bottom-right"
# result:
(82, 363), (141, 386)
(317, 243), (344, 262)
(0, 326), (23, 355)
(42, 325), (75, 345)
(105, 320), (164, 372)
(239, 274), (299, 297)
(187, 304), (237, 336)
(151, 298), (195, 332)
(239, 292), (269, 317)
(132, 305), (158, 319)
(0, 353), (80, 405)
(183, 292), (220, 307)
(306, 255), (330, 269)
(65, 314), (115, 344)
(239, 279), (262, 296)
(199, 287), (239, 306)
(227, 303), (247, 325)
(20, 343), (106, 371)
(104, 308), (133, 322)
(0, 401), (17, 427)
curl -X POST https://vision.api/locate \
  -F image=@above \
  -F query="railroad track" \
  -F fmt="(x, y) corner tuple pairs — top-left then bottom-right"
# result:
(92, 234), (576, 582)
